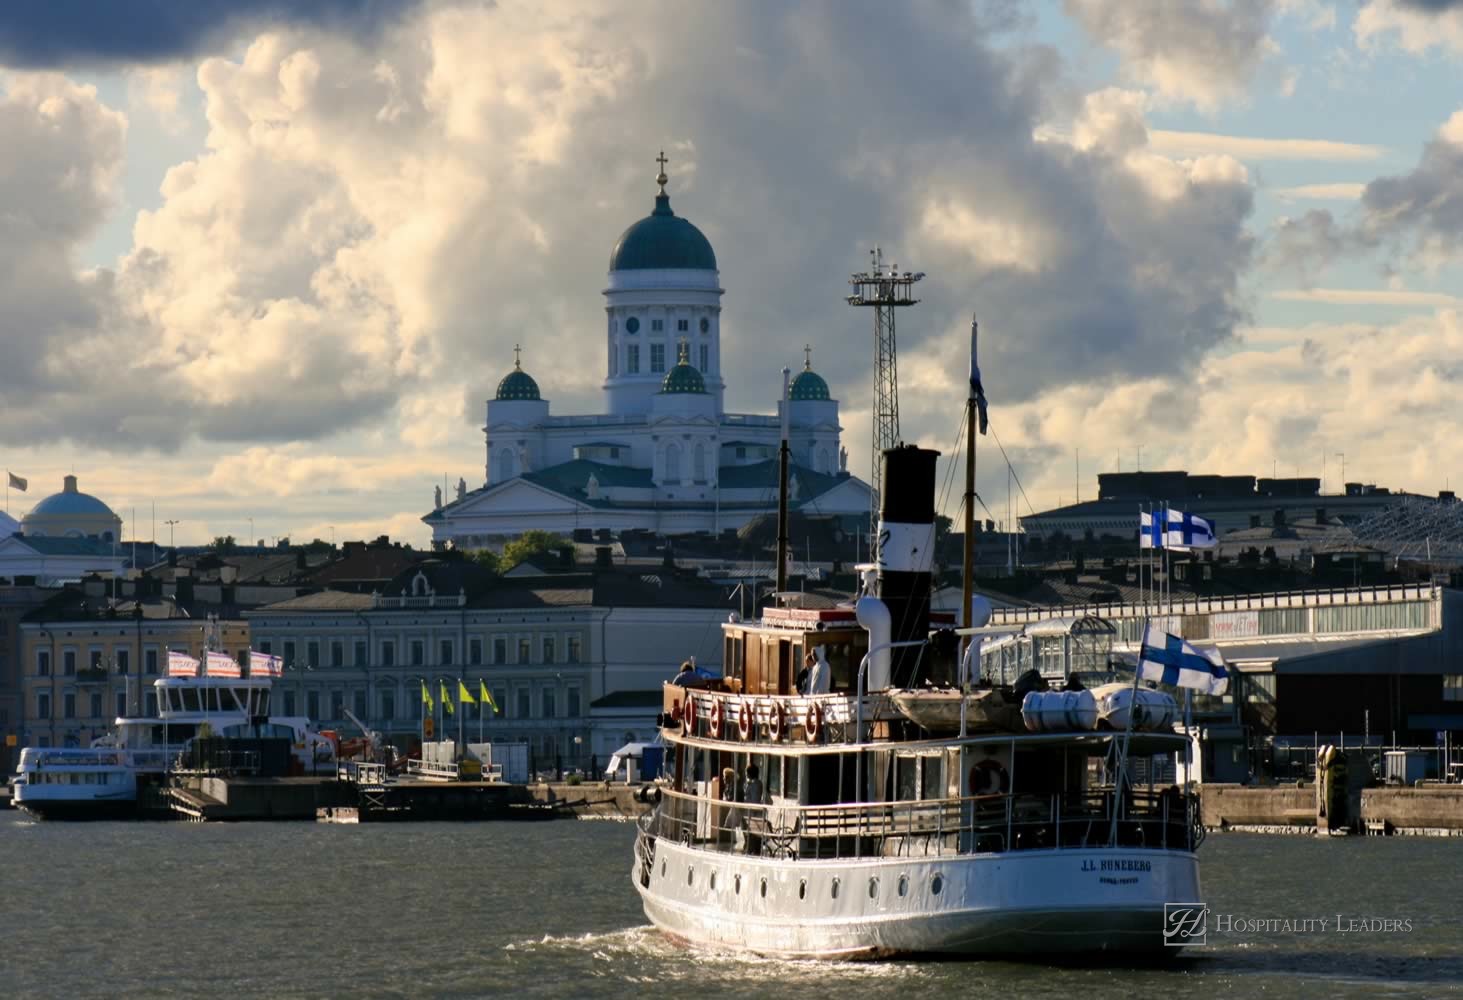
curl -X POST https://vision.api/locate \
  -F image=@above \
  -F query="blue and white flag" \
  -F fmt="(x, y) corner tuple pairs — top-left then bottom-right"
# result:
(1165, 508), (1217, 550)
(1139, 509), (1166, 549)
(1138, 623), (1229, 695)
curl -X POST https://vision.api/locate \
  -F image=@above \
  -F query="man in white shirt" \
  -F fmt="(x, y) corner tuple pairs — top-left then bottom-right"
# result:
(806, 646), (832, 695)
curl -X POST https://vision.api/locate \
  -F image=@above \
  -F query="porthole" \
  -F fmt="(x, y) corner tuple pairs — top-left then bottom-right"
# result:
(710, 872), (718, 891)
(735, 874), (742, 894)
(898, 875), (909, 897)
(760, 879), (768, 899)
(661, 860), (667, 878)
(931, 874), (944, 896)
(831, 878), (840, 900)
(868, 878), (880, 900)
(626, 317), (640, 334)
(699, 317), (710, 333)
(687, 867), (695, 887)
(798, 879), (807, 900)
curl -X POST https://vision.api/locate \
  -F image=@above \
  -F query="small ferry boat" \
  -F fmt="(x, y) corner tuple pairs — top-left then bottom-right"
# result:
(632, 365), (1206, 956)
(12, 662), (332, 821)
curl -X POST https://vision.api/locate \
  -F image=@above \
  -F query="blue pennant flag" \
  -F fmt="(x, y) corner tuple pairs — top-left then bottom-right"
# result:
(1165, 508), (1217, 550)
(1139, 509), (1166, 550)
(1139, 623), (1229, 695)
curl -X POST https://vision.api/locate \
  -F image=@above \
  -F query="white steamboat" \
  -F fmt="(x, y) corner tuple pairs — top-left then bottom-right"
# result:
(633, 381), (1206, 957)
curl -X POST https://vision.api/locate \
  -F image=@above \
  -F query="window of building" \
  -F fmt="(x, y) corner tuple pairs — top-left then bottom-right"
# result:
(627, 344), (640, 373)
(283, 641), (296, 667)
(411, 640), (425, 666)
(381, 640), (395, 666)
(331, 641), (344, 667)
(116, 649), (130, 674)
(469, 638), (483, 666)
(492, 688), (507, 718)
(517, 688), (531, 719)
(440, 639), (453, 665)
(1445, 675), (1463, 702)
(37, 650), (50, 676)
(567, 687), (581, 717)
(145, 648), (158, 675)
(115, 691), (126, 718)
(625, 316), (640, 334)
(381, 690), (395, 721)
(677, 318), (689, 332)
(145, 692), (157, 716)
(63, 693), (76, 719)
(306, 691), (320, 720)
(353, 690), (367, 720)
(90, 649), (103, 670)
(493, 637), (507, 664)
(90, 693), (102, 719)
(63, 649), (76, 675)
(307, 642), (320, 668)
(542, 636), (555, 664)
(699, 344), (709, 373)
(37, 691), (50, 719)
(284, 691), (297, 716)
(700, 317), (710, 333)
(651, 343), (666, 373)
(543, 688), (557, 719)
(566, 635), (582, 663)
(518, 637), (531, 664)
(330, 690), (344, 720)
(354, 640), (367, 666)
(651, 318), (664, 332)
(259, 641), (272, 655)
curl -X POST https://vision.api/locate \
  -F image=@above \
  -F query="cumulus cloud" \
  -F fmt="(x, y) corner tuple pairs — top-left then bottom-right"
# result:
(0, 0), (422, 68)
(1064, 0), (1281, 110)
(1356, 0), (1463, 53)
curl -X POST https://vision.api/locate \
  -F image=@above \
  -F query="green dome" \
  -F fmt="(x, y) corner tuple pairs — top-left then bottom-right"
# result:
(660, 342), (707, 394)
(790, 369), (829, 401)
(610, 193), (717, 272)
(496, 368), (541, 401)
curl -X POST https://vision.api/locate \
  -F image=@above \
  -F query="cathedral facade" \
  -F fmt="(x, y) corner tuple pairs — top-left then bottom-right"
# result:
(425, 160), (870, 549)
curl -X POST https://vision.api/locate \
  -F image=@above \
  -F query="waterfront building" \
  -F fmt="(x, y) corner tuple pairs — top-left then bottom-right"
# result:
(424, 160), (871, 548)
(246, 558), (734, 770)
(0, 476), (128, 584)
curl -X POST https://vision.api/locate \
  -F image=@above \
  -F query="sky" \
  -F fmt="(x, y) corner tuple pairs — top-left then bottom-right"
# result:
(2, 0), (1463, 547)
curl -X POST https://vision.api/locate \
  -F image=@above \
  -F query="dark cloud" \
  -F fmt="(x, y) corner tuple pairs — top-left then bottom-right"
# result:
(1395, 1), (1463, 11)
(0, 0), (422, 68)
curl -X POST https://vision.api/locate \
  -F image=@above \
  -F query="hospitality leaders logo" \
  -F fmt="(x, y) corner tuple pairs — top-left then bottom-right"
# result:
(1164, 903), (1208, 946)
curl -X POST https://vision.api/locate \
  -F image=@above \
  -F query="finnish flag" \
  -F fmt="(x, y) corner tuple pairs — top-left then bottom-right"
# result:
(1139, 509), (1166, 550)
(1164, 508), (1217, 550)
(1139, 623), (1229, 695)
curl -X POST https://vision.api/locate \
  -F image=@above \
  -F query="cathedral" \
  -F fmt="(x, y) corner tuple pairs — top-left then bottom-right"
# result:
(424, 157), (871, 549)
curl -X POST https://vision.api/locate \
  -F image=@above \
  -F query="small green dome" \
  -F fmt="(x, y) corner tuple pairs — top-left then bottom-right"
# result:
(496, 349), (541, 401)
(660, 341), (707, 394)
(789, 347), (830, 401)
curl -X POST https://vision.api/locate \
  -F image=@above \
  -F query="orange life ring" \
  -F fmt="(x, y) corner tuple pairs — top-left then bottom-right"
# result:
(768, 702), (787, 742)
(708, 698), (724, 739)
(804, 701), (824, 744)
(968, 758), (1010, 796)
(681, 696), (697, 736)
(737, 699), (754, 741)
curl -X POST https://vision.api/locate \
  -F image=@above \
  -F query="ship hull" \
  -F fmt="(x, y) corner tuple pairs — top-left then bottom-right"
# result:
(14, 789), (138, 821)
(634, 834), (1200, 959)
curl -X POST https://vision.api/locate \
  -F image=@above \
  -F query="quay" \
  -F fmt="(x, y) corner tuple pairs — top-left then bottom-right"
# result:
(1200, 782), (1463, 836)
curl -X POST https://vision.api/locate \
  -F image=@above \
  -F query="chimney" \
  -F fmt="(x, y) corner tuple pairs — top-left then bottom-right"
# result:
(877, 445), (938, 689)
(176, 576), (194, 606)
(595, 546), (613, 568)
(295, 550), (307, 570)
(1315, 507), (1327, 524)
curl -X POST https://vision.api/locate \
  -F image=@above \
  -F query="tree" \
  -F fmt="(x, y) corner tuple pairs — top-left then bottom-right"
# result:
(469, 549), (501, 574)
(500, 530), (574, 571)
(209, 535), (237, 554)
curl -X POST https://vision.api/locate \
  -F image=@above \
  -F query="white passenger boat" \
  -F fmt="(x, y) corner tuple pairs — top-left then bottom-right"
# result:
(632, 424), (1205, 958)
(12, 670), (332, 821)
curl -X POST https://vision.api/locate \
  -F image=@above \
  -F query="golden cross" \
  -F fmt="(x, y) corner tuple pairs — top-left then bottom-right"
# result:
(804, 344), (812, 369)
(513, 343), (522, 369)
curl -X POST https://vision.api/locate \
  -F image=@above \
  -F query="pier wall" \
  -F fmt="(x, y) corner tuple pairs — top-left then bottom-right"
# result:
(1201, 782), (1463, 834)
(1200, 784), (1315, 830)
(529, 781), (654, 819)
(1361, 787), (1463, 833)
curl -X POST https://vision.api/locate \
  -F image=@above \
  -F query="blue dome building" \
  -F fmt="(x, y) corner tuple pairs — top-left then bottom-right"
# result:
(609, 192), (718, 272)
(22, 475), (123, 541)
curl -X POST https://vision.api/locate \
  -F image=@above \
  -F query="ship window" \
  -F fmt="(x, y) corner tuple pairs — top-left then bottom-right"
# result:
(868, 878), (879, 900)
(830, 878), (840, 899)
(181, 689), (200, 712)
(710, 872), (717, 891)
(687, 867), (694, 887)
(760, 879), (767, 899)
(734, 874), (742, 895)
(931, 874), (944, 896)
(798, 879), (807, 900)
(898, 875), (909, 897)
(921, 756), (944, 801)
(661, 860), (667, 878)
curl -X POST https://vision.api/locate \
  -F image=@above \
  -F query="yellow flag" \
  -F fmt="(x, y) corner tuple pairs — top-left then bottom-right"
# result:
(421, 680), (433, 713)
(458, 680), (476, 705)
(441, 680), (454, 715)
(480, 680), (498, 714)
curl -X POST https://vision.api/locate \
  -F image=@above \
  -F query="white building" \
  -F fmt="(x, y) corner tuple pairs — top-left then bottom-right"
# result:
(425, 159), (871, 548)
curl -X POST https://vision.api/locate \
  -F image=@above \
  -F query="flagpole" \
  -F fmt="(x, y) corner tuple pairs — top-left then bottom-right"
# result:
(1110, 617), (1149, 846)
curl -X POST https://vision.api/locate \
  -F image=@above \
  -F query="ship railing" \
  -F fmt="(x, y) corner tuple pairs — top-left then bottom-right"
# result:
(171, 749), (262, 777)
(644, 785), (1196, 860)
(667, 686), (904, 745)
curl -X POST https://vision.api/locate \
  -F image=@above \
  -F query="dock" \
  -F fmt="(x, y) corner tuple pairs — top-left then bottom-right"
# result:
(1200, 782), (1463, 836)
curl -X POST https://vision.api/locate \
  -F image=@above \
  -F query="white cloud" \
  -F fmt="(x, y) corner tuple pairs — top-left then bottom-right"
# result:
(1273, 182), (1366, 199)
(1356, 0), (1463, 55)
(1272, 287), (1460, 306)
(1151, 129), (1386, 161)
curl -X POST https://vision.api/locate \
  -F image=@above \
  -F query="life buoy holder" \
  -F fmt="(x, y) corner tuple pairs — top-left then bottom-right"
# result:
(968, 758), (1010, 796)
(708, 698), (724, 739)
(768, 701), (787, 742)
(804, 701), (824, 744)
(681, 696), (698, 736)
(737, 699), (754, 741)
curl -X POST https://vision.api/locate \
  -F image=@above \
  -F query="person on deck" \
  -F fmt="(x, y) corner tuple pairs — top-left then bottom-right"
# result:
(805, 646), (832, 695)
(741, 763), (765, 855)
(796, 651), (813, 695)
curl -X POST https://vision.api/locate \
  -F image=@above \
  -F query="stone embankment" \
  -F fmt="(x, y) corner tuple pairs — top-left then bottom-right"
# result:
(1200, 783), (1463, 835)
(528, 781), (656, 819)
